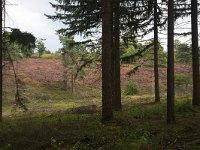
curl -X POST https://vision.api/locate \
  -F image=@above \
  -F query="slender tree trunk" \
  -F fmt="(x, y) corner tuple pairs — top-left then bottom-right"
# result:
(71, 74), (75, 94)
(112, 0), (122, 110)
(63, 69), (68, 90)
(63, 73), (68, 90)
(191, 0), (200, 106)
(62, 53), (69, 91)
(0, 0), (2, 122)
(102, 0), (113, 121)
(111, 0), (115, 110)
(167, 0), (175, 124)
(7, 51), (27, 111)
(154, 0), (160, 103)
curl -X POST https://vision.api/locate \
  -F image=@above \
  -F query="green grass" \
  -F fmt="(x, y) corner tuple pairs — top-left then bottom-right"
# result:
(1, 96), (200, 150)
(2, 77), (200, 150)
(41, 53), (62, 59)
(31, 53), (62, 59)
(3, 84), (102, 118)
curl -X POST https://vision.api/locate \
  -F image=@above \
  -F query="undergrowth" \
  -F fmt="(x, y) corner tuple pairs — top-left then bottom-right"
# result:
(1, 98), (200, 150)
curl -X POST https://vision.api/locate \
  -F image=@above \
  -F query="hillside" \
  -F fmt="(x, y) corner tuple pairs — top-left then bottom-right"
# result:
(1, 58), (199, 150)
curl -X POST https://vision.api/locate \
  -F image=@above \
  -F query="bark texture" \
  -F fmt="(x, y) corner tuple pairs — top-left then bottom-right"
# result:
(154, 0), (160, 103)
(191, 0), (200, 106)
(167, 0), (175, 124)
(113, 0), (122, 110)
(102, 0), (113, 121)
(0, 0), (3, 122)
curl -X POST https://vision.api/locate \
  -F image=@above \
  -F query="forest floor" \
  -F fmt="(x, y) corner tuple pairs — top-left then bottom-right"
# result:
(1, 58), (199, 150)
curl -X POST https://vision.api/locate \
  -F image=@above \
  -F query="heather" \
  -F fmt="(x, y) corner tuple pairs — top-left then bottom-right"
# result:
(1, 57), (199, 149)
(1, 0), (200, 149)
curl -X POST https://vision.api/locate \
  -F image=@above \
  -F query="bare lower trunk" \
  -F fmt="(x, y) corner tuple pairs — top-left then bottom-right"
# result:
(0, 0), (2, 122)
(154, 0), (160, 103)
(113, 0), (122, 110)
(102, 0), (113, 121)
(6, 51), (27, 111)
(63, 71), (68, 90)
(63, 78), (67, 90)
(167, 0), (175, 124)
(191, 0), (200, 106)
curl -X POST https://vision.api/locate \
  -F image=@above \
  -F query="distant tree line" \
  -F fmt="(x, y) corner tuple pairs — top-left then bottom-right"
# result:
(2, 29), (50, 60)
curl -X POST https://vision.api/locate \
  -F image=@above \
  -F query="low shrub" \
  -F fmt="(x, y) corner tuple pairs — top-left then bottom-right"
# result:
(175, 73), (192, 89)
(124, 81), (139, 95)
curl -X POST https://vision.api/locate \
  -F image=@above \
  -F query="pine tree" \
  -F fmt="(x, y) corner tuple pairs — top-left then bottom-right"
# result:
(47, 0), (123, 115)
(46, 0), (101, 37)
(102, 0), (113, 121)
(167, 0), (175, 124)
(153, 0), (160, 102)
(191, 0), (200, 106)
(0, 0), (2, 122)
(113, 0), (122, 110)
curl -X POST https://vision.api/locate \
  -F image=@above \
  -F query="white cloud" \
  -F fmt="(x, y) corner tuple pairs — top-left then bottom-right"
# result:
(5, 0), (63, 52)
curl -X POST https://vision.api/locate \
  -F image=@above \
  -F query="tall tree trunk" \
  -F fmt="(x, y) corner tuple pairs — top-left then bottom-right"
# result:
(154, 0), (160, 103)
(113, 0), (122, 110)
(167, 0), (175, 124)
(102, 0), (113, 121)
(191, 0), (200, 106)
(0, 0), (2, 122)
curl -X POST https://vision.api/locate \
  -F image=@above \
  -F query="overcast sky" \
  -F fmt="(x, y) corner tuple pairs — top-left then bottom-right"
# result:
(5, 0), (64, 52)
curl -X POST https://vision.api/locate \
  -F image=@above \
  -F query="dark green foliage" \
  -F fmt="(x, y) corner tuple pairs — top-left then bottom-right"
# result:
(120, 40), (166, 67)
(3, 29), (36, 58)
(124, 81), (139, 95)
(9, 29), (35, 47)
(175, 40), (200, 64)
(175, 100), (196, 114)
(46, 0), (101, 37)
(120, 0), (167, 39)
(9, 29), (36, 57)
(46, 0), (167, 42)
(143, 41), (167, 67)
(175, 40), (192, 64)
(2, 31), (22, 60)
(120, 41), (154, 64)
(121, 38), (144, 63)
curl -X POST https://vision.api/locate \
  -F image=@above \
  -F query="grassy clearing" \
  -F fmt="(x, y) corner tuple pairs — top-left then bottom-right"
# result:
(31, 53), (62, 60)
(2, 85), (101, 120)
(2, 59), (197, 149)
(1, 91), (200, 150)
(2, 82), (198, 149)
